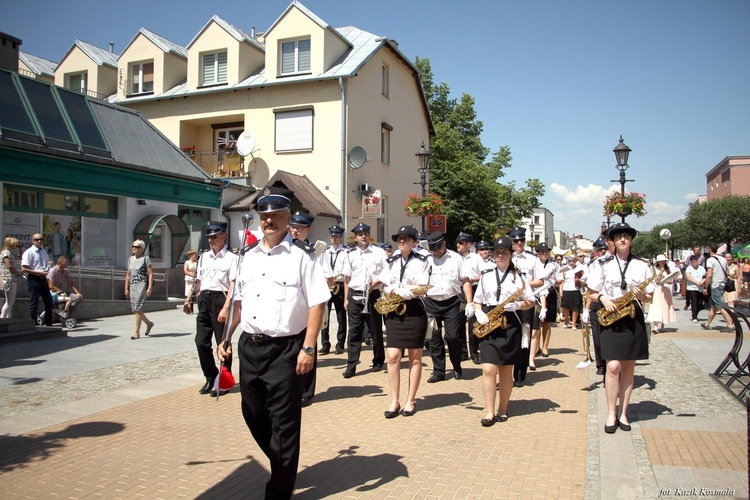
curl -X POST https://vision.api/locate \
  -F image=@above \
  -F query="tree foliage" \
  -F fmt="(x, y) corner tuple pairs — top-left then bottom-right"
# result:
(414, 57), (544, 242)
(684, 196), (750, 248)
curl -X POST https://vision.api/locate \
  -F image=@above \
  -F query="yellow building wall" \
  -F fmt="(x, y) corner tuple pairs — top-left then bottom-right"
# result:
(18, 60), (54, 84)
(187, 23), (240, 90)
(54, 47), (116, 97)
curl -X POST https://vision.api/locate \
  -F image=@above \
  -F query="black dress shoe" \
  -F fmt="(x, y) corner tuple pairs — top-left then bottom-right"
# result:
(514, 380), (524, 387)
(318, 348), (330, 355)
(481, 417), (496, 427)
(461, 353), (469, 361)
(471, 354), (481, 365)
(596, 367), (605, 376)
(604, 424), (618, 434)
(371, 364), (383, 372)
(364, 338), (372, 345)
(343, 369), (355, 378)
(301, 397), (313, 408)
(384, 405), (401, 419)
(427, 373), (445, 383)
(529, 365), (536, 371)
(401, 402), (416, 416)
(454, 370), (463, 380)
(335, 347), (345, 355)
(618, 420), (631, 431)
(210, 389), (228, 398)
(199, 380), (213, 395)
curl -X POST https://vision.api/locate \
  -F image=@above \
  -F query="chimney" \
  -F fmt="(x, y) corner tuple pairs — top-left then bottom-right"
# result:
(250, 27), (256, 39)
(109, 42), (114, 53)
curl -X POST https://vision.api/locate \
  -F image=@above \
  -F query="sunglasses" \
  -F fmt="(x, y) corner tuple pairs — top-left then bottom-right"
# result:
(132, 245), (142, 249)
(207, 235), (219, 239)
(612, 232), (632, 240)
(33, 238), (43, 241)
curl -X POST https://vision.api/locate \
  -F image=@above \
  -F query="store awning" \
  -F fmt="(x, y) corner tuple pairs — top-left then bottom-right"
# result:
(133, 214), (190, 268)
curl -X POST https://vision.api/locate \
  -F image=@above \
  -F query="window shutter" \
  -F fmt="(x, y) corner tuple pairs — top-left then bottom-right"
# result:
(217, 52), (227, 82)
(298, 39), (311, 72)
(275, 109), (313, 151)
(203, 53), (215, 84)
(281, 42), (295, 74)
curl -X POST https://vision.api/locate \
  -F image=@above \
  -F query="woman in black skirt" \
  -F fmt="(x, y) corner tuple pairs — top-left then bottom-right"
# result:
(380, 225), (431, 419)
(473, 236), (535, 427)
(530, 242), (560, 366)
(587, 222), (654, 434)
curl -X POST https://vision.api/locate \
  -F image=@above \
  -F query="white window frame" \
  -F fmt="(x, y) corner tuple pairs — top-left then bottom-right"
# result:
(279, 38), (311, 75)
(130, 60), (154, 95)
(274, 108), (313, 152)
(66, 72), (87, 94)
(201, 50), (228, 86)
(381, 123), (392, 164)
(382, 64), (389, 97)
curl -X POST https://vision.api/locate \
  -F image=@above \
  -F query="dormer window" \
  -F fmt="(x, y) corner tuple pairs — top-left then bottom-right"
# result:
(280, 38), (311, 75)
(201, 50), (228, 86)
(66, 71), (87, 94)
(130, 61), (154, 95)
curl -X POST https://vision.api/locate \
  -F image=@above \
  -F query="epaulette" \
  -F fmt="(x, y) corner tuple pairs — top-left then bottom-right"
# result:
(347, 247), (357, 253)
(386, 254), (399, 264)
(413, 252), (427, 261)
(525, 250), (535, 256)
(598, 255), (614, 265)
(228, 247), (239, 254)
(293, 239), (315, 254)
(240, 241), (259, 255)
(325, 245), (332, 250)
(481, 268), (494, 275)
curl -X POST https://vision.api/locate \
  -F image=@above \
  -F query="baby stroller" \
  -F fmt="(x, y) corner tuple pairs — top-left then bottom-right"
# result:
(37, 292), (78, 329)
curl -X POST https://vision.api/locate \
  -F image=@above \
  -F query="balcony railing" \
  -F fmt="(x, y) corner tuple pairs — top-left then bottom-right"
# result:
(181, 148), (251, 178)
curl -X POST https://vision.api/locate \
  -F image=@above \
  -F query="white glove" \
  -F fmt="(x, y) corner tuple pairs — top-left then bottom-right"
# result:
(581, 309), (590, 324)
(475, 309), (489, 325)
(539, 308), (547, 320)
(521, 324), (530, 349)
(465, 306), (475, 319)
(504, 301), (522, 312)
(395, 287), (414, 300)
(384, 284), (397, 294)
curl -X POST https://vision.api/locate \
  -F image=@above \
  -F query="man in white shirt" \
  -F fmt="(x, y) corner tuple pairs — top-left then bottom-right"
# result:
(702, 243), (734, 332)
(509, 227), (536, 386)
(21, 233), (54, 325)
(455, 231), (482, 363)
(320, 225), (347, 355)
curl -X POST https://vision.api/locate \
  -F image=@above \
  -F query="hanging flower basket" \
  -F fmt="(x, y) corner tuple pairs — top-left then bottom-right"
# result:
(404, 192), (444, 218)
(603, 191), (647, 218)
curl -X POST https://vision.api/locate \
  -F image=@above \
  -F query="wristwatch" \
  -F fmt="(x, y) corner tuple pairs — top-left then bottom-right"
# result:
(302, 345), (315, 356)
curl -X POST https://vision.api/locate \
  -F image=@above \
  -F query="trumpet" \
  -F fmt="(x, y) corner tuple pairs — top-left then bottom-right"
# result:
(329, 273), (344, 295)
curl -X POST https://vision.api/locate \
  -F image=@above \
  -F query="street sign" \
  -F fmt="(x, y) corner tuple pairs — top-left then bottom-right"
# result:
(427, 215), (446, 234)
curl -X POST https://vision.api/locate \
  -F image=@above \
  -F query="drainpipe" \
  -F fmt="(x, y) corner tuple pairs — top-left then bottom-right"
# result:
(339, 77), (347, 231)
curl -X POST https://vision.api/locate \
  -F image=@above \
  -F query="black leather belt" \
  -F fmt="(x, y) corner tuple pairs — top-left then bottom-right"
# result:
(349, 290), (365, 296)
(242, 331), (295, 345)
(203, 290), (226, 296)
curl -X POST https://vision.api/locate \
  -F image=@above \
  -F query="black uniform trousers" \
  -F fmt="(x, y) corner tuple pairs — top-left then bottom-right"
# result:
(320, 286), (346, 351)
(589, 302), (605, 370)
(425, 295), (464, 375)
(28, 274), (54, 325)
(345, 289), (384, 372)
(513, 308), (534, 383)
(26, 274), (53, 326)
(195, 290), (232, 381)
(301, 348), (317, 401)
(239, 330), (304, 500)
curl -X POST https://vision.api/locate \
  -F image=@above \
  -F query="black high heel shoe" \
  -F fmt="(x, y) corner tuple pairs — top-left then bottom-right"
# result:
(384, 404), (401, 419)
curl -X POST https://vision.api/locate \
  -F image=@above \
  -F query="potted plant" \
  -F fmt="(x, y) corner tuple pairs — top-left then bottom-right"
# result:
(603, 191), (647, 218)
(404, 192), (444, 218)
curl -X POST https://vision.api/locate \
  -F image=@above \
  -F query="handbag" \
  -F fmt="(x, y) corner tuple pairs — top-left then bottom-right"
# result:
(0, 266), (11, 291)
(725, 277), (736, 293)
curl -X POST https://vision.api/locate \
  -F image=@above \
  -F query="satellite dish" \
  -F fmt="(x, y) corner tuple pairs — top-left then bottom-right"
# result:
(236, 130), (257, 157)
(348, 146), (367, 169)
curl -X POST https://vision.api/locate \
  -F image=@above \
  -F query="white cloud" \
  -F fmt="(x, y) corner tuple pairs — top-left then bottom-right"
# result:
(649, 200), (684, 215)
(684, 192), (701, 201)
(549, 183), (612, 205)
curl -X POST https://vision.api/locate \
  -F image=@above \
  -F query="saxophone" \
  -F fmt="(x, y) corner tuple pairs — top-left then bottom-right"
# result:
(375, 267), (432, 316)
(473, 287), (525, 339)
(329, 273), (344, 295)
(597, 273), (656, 327)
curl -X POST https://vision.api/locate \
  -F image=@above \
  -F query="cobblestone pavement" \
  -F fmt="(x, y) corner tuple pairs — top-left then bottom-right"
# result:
(0, 300), (747, 499)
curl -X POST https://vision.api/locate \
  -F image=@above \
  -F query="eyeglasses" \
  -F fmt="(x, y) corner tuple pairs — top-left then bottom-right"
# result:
(132, 245), (141, 249)
(33, 238), (43, 241)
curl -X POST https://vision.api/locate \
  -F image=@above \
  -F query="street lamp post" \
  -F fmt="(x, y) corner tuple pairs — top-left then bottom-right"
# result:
(499, 205), (508, 235)
(610, 135), (633, 223)
(529, 221), (535, 247)
(415, 141), (431, 234)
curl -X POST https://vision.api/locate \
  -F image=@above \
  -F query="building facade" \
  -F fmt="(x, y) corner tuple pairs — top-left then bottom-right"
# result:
(706, 156), (750, 201)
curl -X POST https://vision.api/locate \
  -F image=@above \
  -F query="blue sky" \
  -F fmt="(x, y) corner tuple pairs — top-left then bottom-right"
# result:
(3, 0), (748, 240)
